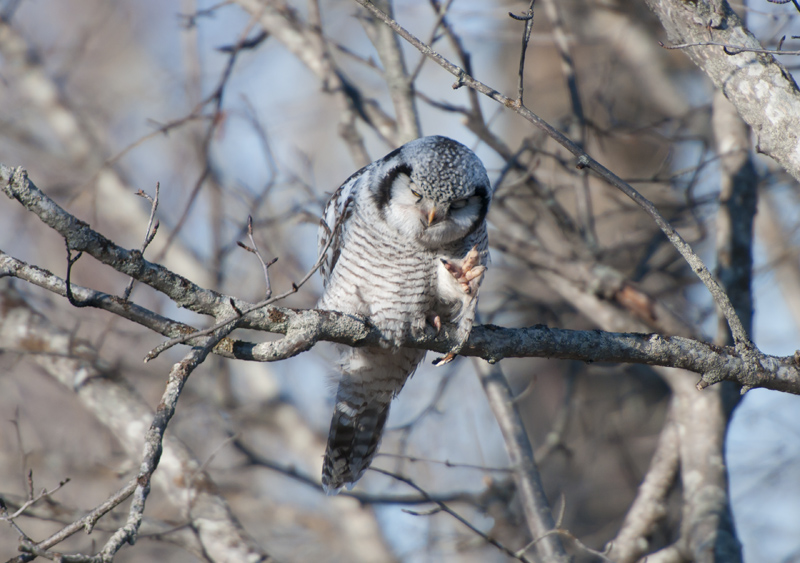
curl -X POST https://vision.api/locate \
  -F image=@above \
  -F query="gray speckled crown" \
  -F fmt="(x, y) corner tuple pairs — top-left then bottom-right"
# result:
(395, 136), (489, 203)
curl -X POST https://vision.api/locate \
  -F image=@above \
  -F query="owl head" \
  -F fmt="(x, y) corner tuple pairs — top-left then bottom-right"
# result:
(370, 136), (492, 248)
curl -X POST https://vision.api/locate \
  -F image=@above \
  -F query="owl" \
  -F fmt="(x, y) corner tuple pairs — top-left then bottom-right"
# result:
(317, 135), (492, 494)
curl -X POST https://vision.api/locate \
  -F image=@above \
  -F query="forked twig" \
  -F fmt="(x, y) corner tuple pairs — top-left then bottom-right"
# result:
(510, 0), (536, 104)
(236, 215), (278, 299)
(123, 183), (161, 301)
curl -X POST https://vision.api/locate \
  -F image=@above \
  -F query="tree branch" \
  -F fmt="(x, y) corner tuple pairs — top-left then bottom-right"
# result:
(607, 401), (680, 562)
(645, 0), (800, 182)
(474, 361), (569, 563)
(2, 164), (799, 394)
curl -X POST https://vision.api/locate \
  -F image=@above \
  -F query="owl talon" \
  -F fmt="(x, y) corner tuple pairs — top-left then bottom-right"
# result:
(427, 314), (442, 334)
(432, 352), (456, 367)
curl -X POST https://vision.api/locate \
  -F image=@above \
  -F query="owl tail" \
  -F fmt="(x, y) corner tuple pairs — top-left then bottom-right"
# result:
(322, 389), (391, 495)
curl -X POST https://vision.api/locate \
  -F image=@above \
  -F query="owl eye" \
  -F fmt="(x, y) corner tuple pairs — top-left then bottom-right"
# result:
(450, 198), (468, 210)
(409, 188), (422, 201)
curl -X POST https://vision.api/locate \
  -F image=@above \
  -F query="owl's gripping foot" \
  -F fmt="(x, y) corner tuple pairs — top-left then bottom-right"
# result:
(427, 314), (454, 366)
(441, 246), (486, 296)
(434, 247), (485, 366)
(428, 311), (456, 366)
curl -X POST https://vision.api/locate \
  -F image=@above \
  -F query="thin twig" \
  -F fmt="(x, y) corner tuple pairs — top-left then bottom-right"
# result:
(2, 478), (71, 521)
(660, 39), (800, 56)
(0, 499), (32, 543)
(370, 467), (535, 563)
(123, 182), (161, 301)
(510, 0), (536, 104)
(236, 215), (278, 299)
(376, 452), (514, 473)
(64, 242), (89, 308)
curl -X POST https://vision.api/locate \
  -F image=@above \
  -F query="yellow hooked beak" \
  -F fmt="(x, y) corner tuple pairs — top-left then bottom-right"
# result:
(427, 208), (437, 226)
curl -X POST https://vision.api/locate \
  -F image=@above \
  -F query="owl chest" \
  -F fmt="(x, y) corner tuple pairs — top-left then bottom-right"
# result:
(326, 228), (437, 341)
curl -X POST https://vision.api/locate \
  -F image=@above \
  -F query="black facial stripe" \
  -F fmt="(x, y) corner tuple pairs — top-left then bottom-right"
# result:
(465, 184), (491, 236)
(374, 163), (412, 218)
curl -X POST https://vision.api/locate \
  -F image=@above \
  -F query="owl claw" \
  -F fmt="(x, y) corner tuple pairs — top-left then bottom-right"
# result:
(432, 352), (456, 367)
(442, 246), (485, 295)
(427, 314), (442, 334)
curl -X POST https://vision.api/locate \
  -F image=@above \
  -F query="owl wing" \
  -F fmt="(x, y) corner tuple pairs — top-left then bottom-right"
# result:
(317, 167), (366, 285)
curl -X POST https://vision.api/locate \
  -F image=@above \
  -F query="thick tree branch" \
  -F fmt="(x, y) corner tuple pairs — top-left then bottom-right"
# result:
(645, 0), (800, 183)
(4, 241), (795, 391)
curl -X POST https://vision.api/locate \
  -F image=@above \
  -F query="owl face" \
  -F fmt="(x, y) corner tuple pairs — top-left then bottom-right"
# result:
(382, 170), (488, 246)
(370, 136), (491, 248)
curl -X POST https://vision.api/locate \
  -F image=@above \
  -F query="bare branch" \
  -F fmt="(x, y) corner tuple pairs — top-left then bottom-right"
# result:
(645, 0), (800, 182)
(607, 401), (680, 562)
(370, 467), (535, 563)
(232, 436), (478, 506)
(12, 479), (139, 562)
(99, 322), (236, 559)
(660, 39), (800, 56)
(2, 478), (71, 521)
(238, 215), (278, 300)
(509, 0), (536, 105)
(473, 360), (569, 563)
